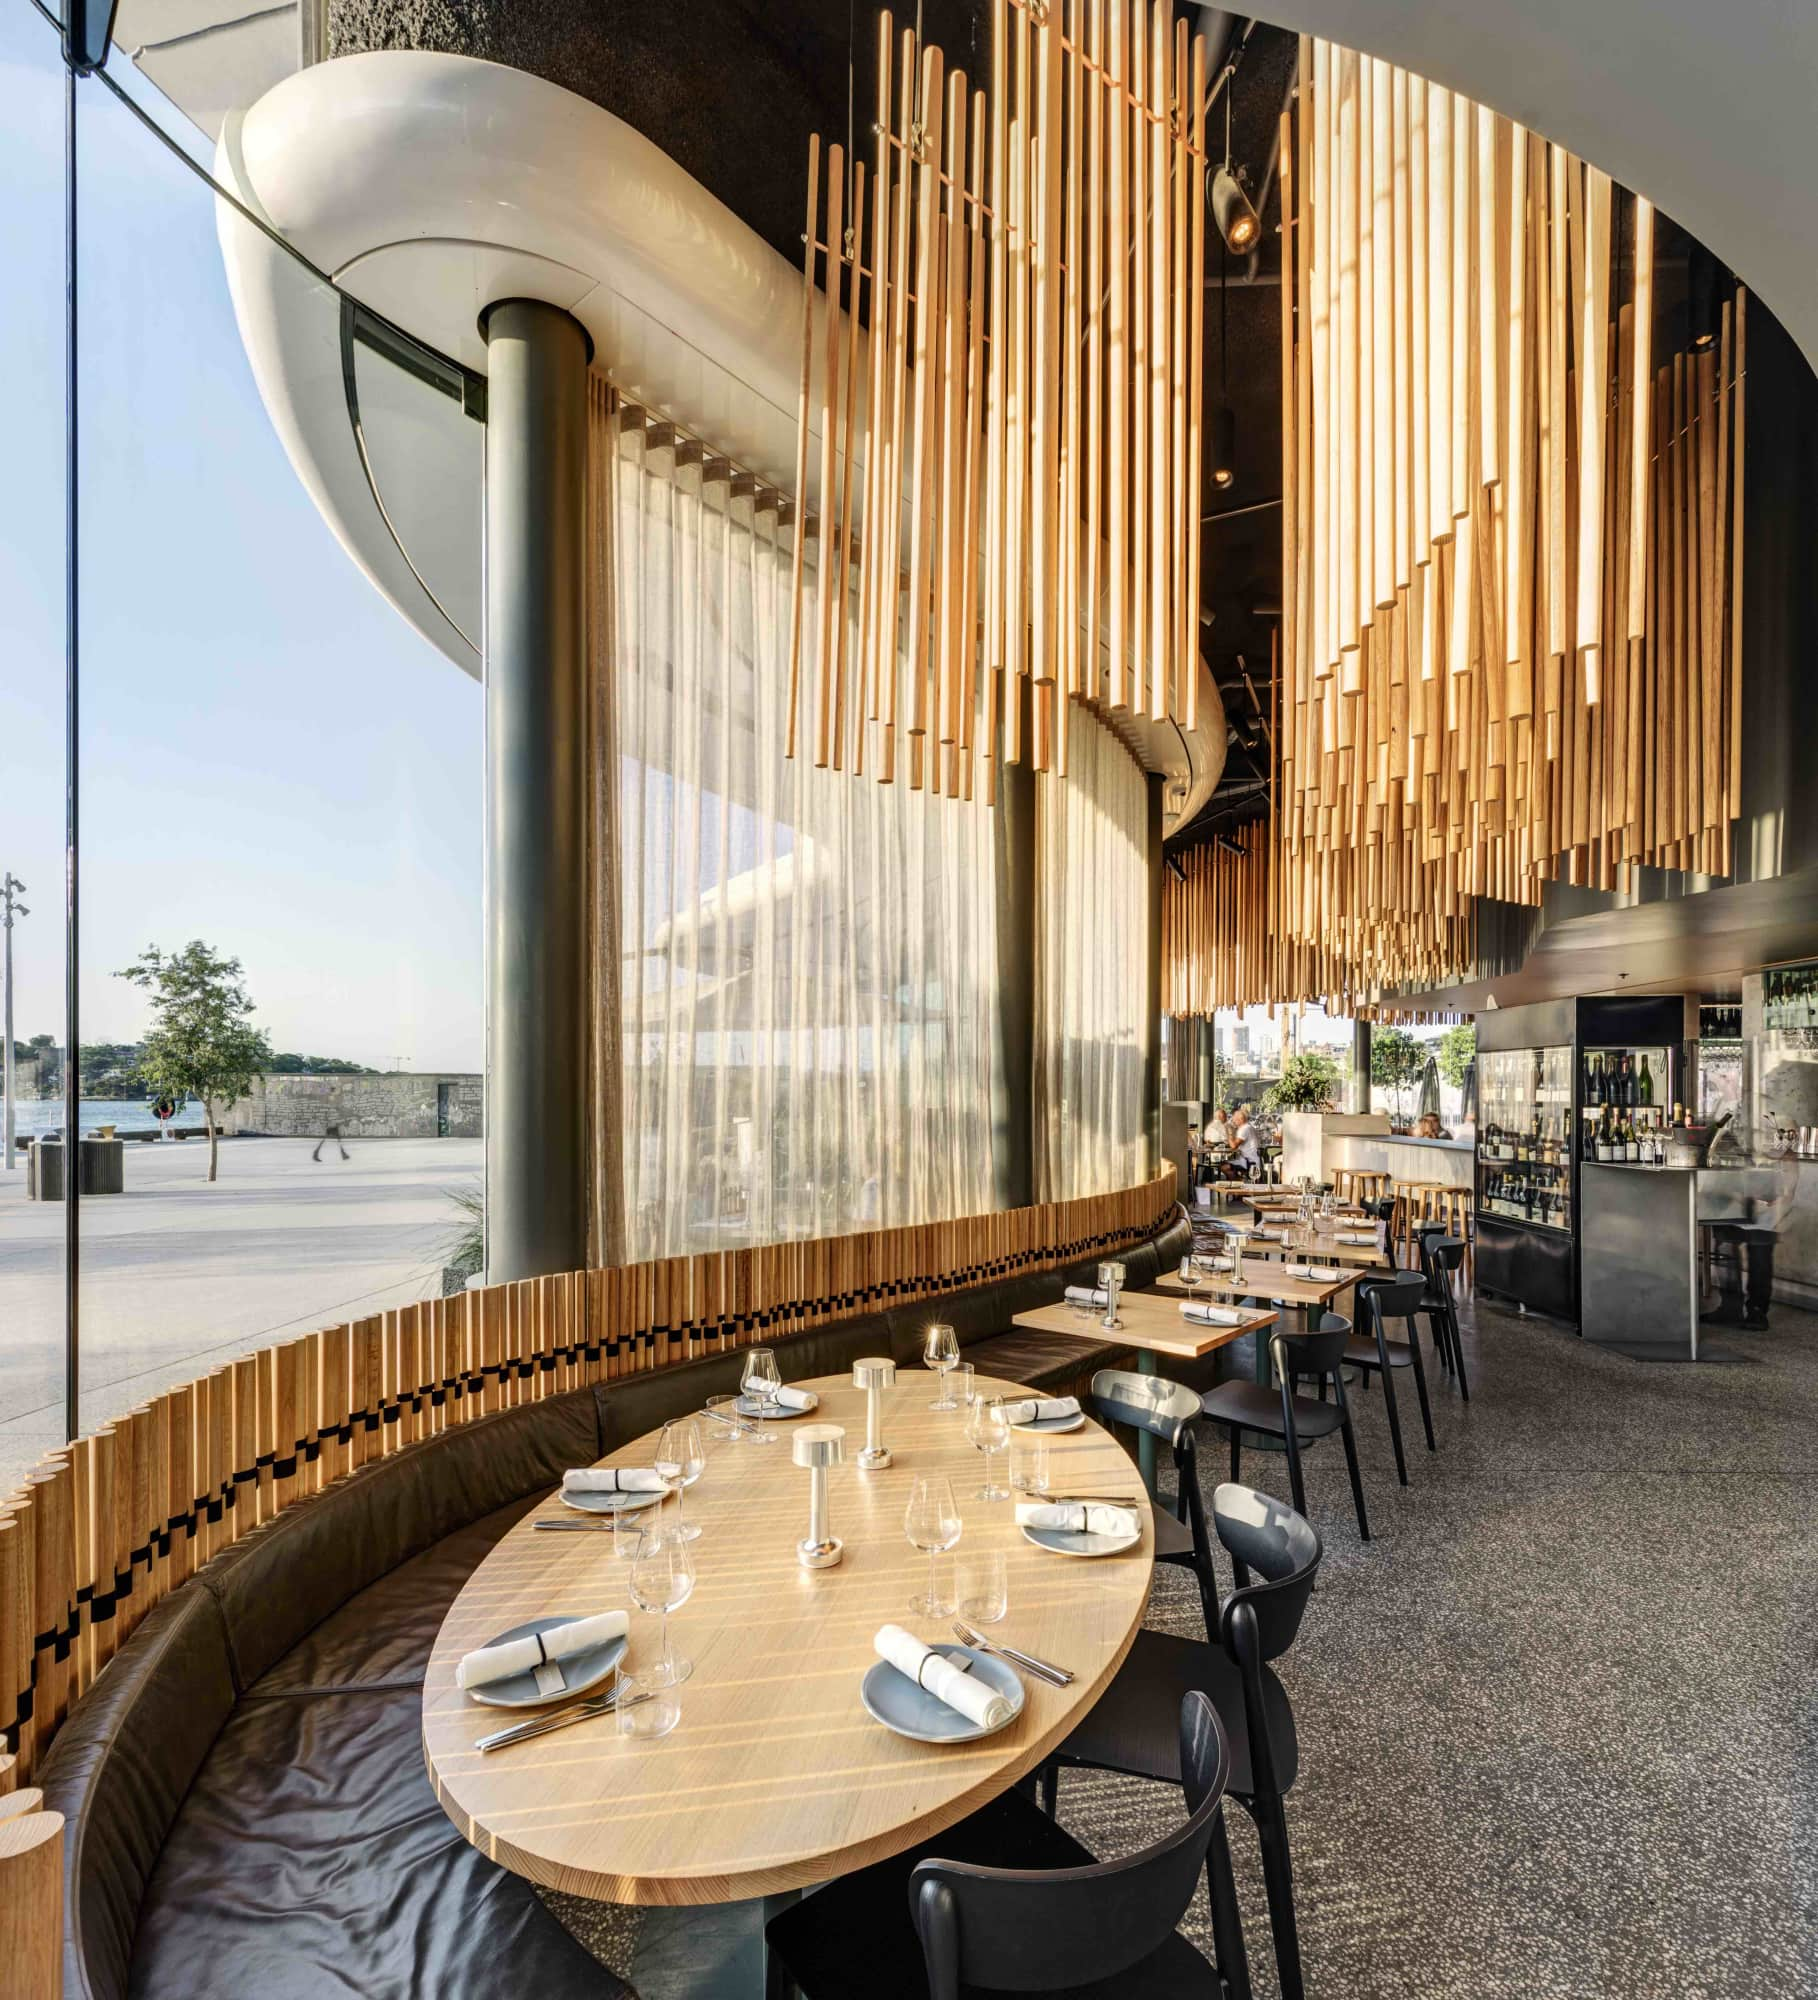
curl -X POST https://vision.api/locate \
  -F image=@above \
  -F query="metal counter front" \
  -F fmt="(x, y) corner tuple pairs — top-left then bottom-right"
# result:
(1580, 1164), (1702, 1358)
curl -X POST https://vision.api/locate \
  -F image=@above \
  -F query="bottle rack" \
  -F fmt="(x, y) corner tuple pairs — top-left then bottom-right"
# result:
(1476, 1044), (1573, 1232)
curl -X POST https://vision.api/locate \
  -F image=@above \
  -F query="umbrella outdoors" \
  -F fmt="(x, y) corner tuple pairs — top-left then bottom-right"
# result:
(1461, 1058), (1477, 1127)
(1417, 1054), (1441, 1121)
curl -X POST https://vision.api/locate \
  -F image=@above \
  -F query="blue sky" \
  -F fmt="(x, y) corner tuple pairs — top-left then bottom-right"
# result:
(0, 6), (483, 1073)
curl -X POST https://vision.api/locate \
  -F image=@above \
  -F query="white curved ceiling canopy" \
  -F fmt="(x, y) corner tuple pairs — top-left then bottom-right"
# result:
(1266, 0), (1818, 375)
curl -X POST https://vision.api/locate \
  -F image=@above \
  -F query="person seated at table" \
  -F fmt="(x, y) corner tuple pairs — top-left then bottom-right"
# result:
(1205, 1106), (1232, 1152)
(1415, 1111), (1452, 1140)
(1219, 1108), (1261, 1180)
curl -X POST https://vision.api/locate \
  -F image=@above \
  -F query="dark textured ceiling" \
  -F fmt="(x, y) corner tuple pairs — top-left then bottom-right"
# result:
(331, 1), (1296, 831)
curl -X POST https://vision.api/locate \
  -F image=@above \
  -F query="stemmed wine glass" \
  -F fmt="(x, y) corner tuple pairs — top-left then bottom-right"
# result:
(924, 1324), (961, 1410)
(903, 1473), (962, 1617)
(1179, 1251), (1204, 1310)
(629, 1526), (696, 1692)
(654, 1418), (706, 1542)
(966, 1395), (1011, 1502)
(740, 1348), (782, 1443)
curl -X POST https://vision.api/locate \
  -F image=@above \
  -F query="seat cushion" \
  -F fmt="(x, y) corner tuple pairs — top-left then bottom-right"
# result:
(128, 1678), (615, 2000)
(1200, 1380), (1345, 1440)
(964, 1327), (1137, 1397)
(1058, 1628), (1297, 1799)
(765, 1785), (1217, 2000)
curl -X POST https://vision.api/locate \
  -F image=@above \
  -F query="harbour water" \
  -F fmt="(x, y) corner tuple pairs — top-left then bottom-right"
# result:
(7, 1097), (203, 1138)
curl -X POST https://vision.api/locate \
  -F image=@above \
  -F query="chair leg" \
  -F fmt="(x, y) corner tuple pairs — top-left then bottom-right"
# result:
(1039, 1757), (1059, 1817)
(1332, 1382), (1371, 1540)
(1404, 1317), (1437, 1453)
(1205, 1809), (1254, 2000)
(1228, 1426), (1243, 1484)
(1448, 1301), (1471, 1402)
(1374, 1325), (1409, 1486)
(1276, 1396), (1309, 1519)
(1251, 1789), (1306, 2000)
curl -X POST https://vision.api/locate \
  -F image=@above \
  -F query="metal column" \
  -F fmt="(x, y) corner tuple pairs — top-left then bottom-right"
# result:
(1144, 776), (1165, 1175)
(482, 299), (591, 1283)
(1352, 1018), (1372, 1115)
(992, 690), (1037, 1210)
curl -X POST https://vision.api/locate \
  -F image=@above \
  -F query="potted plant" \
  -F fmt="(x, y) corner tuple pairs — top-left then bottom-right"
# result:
(1263, 1053), (1341, 1114)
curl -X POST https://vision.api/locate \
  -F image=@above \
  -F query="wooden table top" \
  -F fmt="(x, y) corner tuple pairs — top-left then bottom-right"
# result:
(1152, 1265), (1354, 1311)
(1011, 1290), (1276, 1361)
(423, 1372), (1153, 1906)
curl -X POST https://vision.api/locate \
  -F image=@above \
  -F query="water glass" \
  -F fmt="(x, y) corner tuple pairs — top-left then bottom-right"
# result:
(904, 1473), (962, 1616)
(629, 1527), (696, 1688)
(966, 1395), (1011, 1502)
(703, 1393), (744, 1443)
(616, 1667), (679, 1741)
(957, 1551), (1008, 1625)
(925, 1323), (961, 1410)
(741, 1348), (783, 1443)
(953, 1360), (976, 1408)
(655, 1418), (706, 1542)
(1010, 1433), (1049, 1495)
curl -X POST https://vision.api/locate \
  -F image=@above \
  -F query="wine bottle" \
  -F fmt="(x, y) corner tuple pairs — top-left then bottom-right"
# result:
(1625, 1119), (1639, 1163)
(1637, 1054), (1653, 1107)
(1588, 1053), (1603, 1107)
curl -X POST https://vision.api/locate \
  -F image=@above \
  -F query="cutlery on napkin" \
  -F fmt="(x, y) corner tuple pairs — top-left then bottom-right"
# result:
(1016, 1501), (1140, 1539)
(563, 1467), (668, 1494)
(1286, 1264), (1343, 1281)
(1180, 1302), (1246, 1326)
(998, 1395), (1080, 1425)
(1336, 1231), (1377, 1244)
(873, 1625), (1016, 1729)
(456, 1610), (629, 1691)
(1063, 1284), (1110, 1306)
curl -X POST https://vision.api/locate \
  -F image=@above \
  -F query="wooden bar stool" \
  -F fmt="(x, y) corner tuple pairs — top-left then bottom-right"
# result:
(1336, 1168), (1390, 1208)
(1433, 1187), (1474, 1286)
(1391, 1182), (1443, 1266)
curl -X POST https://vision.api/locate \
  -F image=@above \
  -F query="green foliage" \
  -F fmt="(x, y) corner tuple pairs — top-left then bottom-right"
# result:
(117, 941), (272, 1181)
(1264, 1051), (1342, 1114)
(79, 1043), (148, 1096)
(1437, 1023), (1477, 1090)
(1370, 1025), (1429, 1118)
(443, 1182), (485, 1285)
(265, 1051), (379, 1075)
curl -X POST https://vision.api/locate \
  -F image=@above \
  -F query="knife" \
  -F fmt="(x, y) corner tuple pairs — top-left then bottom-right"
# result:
(476, 1688), (652, 1752)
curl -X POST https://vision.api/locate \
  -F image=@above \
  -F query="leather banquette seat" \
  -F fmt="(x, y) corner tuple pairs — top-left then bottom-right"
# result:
(37, 1212), (1193, 1999)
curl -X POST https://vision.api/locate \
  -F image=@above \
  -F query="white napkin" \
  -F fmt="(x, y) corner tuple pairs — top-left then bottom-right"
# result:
(1246, 1227), (1287, 1243)
(770, 1384), (818, 1411)
(1064, 1284), (1110, 1305)
(563, 1466), (668, 1494)
(874, 1625), (1015, 1729)
(1337, 1231), (1377, 1245)
(1180, 1301), (1246, 1327)
(457, 1610), (629, 1690)
(1286, 1264), (1344, 1282)
(999, 1395), (1080, 1425)
(1193, 1252), (1234, 1271)
(1017, 1501), (1141, 1539)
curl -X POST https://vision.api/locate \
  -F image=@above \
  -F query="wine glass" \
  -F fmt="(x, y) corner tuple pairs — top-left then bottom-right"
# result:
(904, 1473), (962, 1617)
(740, 1348), (782, 1443)
(924, 1323), (960, 1409)
(655, 1418), (706, 1542)
(966, 1395), (1011, 1502)
(629, 1526), (696, 1690)
(1179, 1251), (1203, 1309)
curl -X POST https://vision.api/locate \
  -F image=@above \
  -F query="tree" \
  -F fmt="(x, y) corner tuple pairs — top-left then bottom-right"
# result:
(1370, 1025), (1428, 1122)
(117, 942), (272, 1182)
(1437, 1023), (1477, 1090)
(1264, 1051), (1341, 1114)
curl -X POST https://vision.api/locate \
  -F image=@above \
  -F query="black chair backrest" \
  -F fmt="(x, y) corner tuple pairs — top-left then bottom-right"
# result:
(1270, 1313), (1350, 1380)
(908, 1693), (1230, 1997)
(1212, 1481), (1322, 1661)
(1090, 1366), (1199, 1443)
(1361, 1194), (1397, 1222)
(1361, 1272), (1427, 1329)
(1425, 1233), (1466, 1282)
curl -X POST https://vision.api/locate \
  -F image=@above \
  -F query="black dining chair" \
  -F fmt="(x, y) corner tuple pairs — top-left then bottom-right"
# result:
(1040, 1482), (1322, 2000)
(1414, 1229), (1471, 1399)
(764, 1692), (1251, 1999)
(1089, 1367), (1219, 1638)
(1344, 1271), (1436, 1484)
(1199, 1317), (1370, 1541)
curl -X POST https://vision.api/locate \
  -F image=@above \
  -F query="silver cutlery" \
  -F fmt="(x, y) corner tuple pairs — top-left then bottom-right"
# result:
(952, 1620), (1072, 1687)
(1018, 1488), (1138, 1504)
(534, 1519), (631, 1533)
(701, 1407), (757, 1437)
(476, 1688), (652, 1752)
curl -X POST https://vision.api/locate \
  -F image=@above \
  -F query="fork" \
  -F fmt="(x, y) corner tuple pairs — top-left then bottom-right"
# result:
(476, 1688), (653, 1752)
(952, 1620), (1072, 1687)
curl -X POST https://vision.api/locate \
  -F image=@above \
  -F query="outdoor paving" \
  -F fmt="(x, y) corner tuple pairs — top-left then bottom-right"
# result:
(0, 1133), (482, 1492)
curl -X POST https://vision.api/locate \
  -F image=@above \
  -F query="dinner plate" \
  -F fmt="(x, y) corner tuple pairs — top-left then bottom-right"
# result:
(1010, 1411), (1086, 1434)
(559, 1484), (667, 1517)
(860, 1645), (1026, 1743)
(464, 1615), (629, 1710)
(735, 1391), (818, 1419)
(1021, 1520), (1144, 1559)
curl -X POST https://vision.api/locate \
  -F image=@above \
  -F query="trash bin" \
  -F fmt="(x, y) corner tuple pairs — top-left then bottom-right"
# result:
(27, 1138), (64, 1202)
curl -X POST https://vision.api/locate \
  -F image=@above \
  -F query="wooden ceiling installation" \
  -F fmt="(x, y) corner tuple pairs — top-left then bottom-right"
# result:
(1224, 37), (1745, 1012)
(786, 0), (1212, 796)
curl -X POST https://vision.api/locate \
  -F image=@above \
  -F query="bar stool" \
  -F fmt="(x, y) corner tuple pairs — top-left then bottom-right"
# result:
(1433, 1187), (1474, 1286)
(1391, 1182), (1444, 1267)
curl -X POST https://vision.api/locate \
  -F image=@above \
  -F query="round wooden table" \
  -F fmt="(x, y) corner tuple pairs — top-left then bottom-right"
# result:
(423, 1371), (1153, 1906)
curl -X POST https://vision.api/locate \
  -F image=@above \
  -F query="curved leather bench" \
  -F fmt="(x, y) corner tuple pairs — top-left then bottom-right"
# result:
(37, 1209), (1193, 1999)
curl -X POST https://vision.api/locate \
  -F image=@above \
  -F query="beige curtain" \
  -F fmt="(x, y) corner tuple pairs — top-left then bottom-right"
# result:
(1033, 708), (1150, 1200)
(594, 390), (1001, 1263)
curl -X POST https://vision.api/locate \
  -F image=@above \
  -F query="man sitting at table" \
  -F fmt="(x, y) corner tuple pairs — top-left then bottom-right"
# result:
(1218, 1108), (1261, 1180)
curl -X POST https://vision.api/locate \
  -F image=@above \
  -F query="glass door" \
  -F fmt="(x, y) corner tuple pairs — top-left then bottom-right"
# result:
(1477, 1045), (1573, 1232)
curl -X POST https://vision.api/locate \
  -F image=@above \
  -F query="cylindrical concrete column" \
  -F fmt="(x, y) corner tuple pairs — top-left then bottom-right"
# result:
(991, 685), (1037, 1210)
(1352, 1018), (1373, 1116)
(483, 299), (591, 1282)
(1144, 777), (1165, 1175)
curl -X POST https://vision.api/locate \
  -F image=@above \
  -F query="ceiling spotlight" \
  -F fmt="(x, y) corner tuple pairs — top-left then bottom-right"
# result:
(1211, 404), (1237, 489)
(1210, 164), (1260, 254)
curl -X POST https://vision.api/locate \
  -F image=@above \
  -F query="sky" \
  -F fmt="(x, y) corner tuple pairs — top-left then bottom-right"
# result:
(0, 7), (484, 1074)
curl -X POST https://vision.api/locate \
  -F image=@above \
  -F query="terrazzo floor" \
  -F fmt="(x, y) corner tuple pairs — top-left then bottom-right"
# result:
(551, 1286), (1818, 1998)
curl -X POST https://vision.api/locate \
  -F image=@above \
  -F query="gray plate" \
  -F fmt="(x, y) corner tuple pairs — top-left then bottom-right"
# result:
(1010, 1411), (1085, 1434)
(860, 1644), (1026, 1743)
(1021, 1521), (1143, 1559)
(559, 1484), (667, 1517)
(464, 1614), (629, 1710)
(735, 1392), (818, 1419)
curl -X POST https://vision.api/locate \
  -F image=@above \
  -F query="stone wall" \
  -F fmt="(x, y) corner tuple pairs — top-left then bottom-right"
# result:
(218, 1072), (482, 1139)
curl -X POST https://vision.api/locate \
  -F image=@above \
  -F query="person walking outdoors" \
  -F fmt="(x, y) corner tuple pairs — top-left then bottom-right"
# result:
(312, 1121), (350, 1163)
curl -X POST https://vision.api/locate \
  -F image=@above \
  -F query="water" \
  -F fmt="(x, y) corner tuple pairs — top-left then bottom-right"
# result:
(7, 1097), (202, 1138)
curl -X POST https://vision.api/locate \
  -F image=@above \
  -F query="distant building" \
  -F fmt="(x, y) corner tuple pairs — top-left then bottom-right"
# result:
(217, 1072), (481, 1139)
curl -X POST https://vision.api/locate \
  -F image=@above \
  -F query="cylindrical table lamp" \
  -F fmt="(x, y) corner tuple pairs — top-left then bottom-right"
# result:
(852, 1357), (896, 1469)
(792, 1423), (846, 1568)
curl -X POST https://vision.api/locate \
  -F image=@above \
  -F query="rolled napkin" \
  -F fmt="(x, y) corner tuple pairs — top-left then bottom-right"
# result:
(1180, 1301), (1246, 1327)
(1286, 1264), (1344, 1282)
(999, 1395), (1081, 1425)
(1193, 1252), (1234, 1271)
(1249, 1227), (1287, 1242)
(1336, 1230), (1377, 1245)
(873, 1625), (1016, 1729)
(769, 1384), (818, 1411)
(1016, 1501), (1141, 1539)
(563, 1466), (668, 1494)
(1063, 1284), (1110, 1306)
(457, 1610), (630, 1691)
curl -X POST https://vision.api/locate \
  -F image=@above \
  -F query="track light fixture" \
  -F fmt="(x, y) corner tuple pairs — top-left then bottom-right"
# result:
(1210, 163), (1261, 253)
(1211, 404), (1237, 488)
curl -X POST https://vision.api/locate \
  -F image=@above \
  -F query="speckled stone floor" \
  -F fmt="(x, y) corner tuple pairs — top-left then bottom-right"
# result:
(549, 1288), (1818, 1998)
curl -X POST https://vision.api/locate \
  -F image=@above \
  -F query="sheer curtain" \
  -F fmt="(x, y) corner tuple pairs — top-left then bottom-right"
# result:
(598, 392), (1000, 1263)
(1034, 707), (1150, 1201)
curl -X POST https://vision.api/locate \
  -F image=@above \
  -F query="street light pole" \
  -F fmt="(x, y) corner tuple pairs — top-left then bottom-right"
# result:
(2, 873), (26, 1172)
